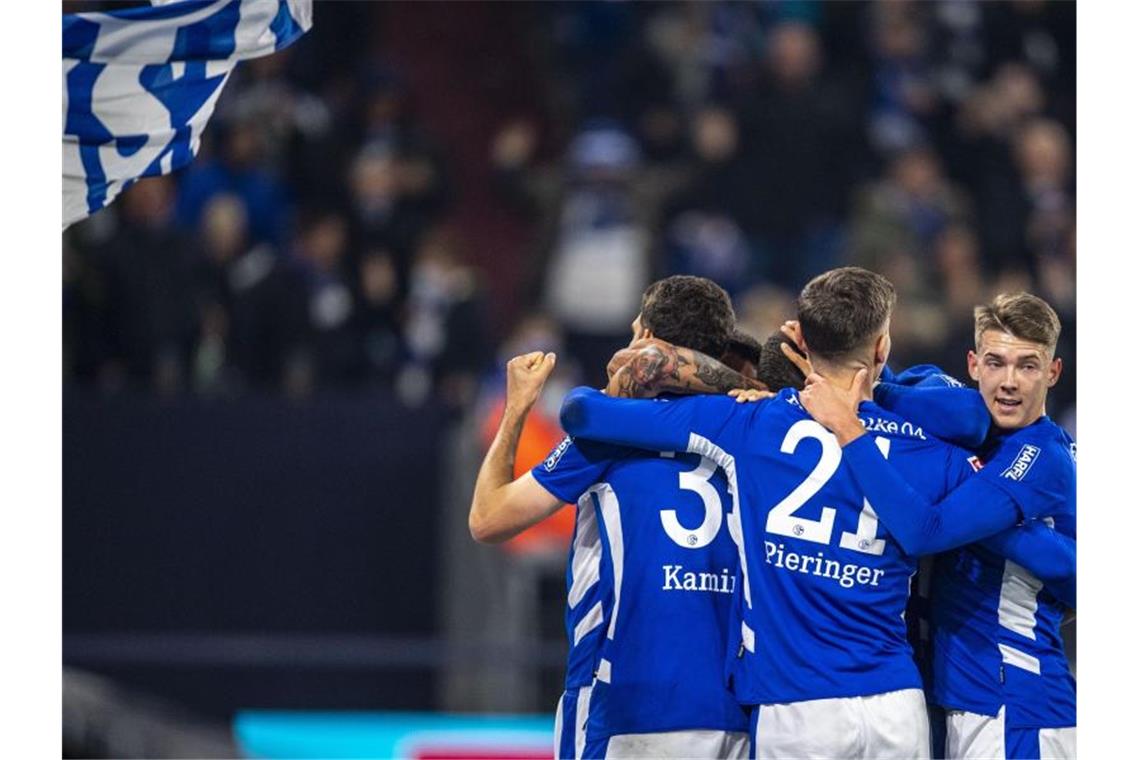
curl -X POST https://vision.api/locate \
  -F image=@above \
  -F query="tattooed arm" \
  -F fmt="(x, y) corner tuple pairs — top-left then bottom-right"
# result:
(604, 338), (765, 398)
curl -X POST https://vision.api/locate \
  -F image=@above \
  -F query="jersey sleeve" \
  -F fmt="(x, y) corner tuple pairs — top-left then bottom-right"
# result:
(978, 520), (1076, 586)
(840, 434), (1024, 556)
(530, 436), (617, 504)
(873, 383), (991, 449)
(974, 432), (1076, 523)
(559, 386), (742, 454)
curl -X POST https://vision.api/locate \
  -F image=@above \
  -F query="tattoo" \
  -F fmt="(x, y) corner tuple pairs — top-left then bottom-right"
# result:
(631, 345), (679, 388)
(690, 353), (754, 393)
(607, 339), (759, 398)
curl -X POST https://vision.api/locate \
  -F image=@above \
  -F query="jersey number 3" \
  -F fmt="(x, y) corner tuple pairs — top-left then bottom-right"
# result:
(660, 455), (723, 549)
(765, 420), (889, 556)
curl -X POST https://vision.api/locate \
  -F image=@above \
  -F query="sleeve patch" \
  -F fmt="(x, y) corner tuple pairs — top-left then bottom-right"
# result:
(543, 436), (573, 471)
(1000, 444), (1041, 481)
(967, 455), (984, 472)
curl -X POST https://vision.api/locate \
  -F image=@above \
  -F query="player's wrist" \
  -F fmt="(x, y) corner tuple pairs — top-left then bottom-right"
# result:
(834, 420), (868, 447)
(503, 400), (534, 423)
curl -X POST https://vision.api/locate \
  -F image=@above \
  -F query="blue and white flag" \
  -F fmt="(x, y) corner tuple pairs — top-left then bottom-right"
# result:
(62, 0), (312, 228)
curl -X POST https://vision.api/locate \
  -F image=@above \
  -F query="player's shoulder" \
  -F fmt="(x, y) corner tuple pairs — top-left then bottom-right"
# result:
(539, 434), (626, 474)
(892, 363), (966, 388)
(1001, 417), (1076, 471)
(855, 399), (940, 446)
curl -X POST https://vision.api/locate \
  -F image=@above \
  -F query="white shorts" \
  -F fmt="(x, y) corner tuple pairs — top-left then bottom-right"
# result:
(554, 686), (750, 759)
(584, 729), (749, 759)
(751, 688), (930, 759)
(945, 707), (1075, 759)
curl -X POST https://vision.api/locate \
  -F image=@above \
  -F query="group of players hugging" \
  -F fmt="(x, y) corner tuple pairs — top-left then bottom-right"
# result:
(469, 266), (1075, 760)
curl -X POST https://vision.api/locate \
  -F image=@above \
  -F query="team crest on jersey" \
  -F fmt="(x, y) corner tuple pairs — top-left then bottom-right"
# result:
(543, 436), (573, 471)
(967, 455), (984, 472)
(1000, 444), (1041, 481)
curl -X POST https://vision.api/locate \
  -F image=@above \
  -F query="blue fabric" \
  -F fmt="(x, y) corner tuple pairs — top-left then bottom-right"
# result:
(560, 386), (975, 705)
(62, 0), (311, 227)
(931, 418), (1077, 728)
(1004, 726), (1043, 760)
(532, 434), (748, 738)
(874, 364), (990, 449)
(558, 689), (581, 760)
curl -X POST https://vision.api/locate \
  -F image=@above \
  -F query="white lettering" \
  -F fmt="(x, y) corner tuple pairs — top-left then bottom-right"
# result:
(661, 564), (735, 594)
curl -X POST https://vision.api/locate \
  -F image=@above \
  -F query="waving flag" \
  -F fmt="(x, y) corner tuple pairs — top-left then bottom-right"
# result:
(62, 0), (312, 228)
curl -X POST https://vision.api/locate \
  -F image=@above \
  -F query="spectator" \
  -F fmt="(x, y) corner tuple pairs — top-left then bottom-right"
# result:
(175, 119), (291, 249)
(738, 21), (868, 288)
(91, 176), (198, 395)
(400, 227), (490, 412)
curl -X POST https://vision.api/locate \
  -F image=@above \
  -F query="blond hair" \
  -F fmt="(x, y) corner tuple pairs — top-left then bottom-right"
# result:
(974, 292), (1061, 355)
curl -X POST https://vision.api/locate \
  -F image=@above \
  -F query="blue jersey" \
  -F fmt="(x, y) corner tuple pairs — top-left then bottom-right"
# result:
(532, 436), (748, 739)
(871, 370), (1077, 726)
(930, 418), (1076, 728)
(560, 386), (978, 706)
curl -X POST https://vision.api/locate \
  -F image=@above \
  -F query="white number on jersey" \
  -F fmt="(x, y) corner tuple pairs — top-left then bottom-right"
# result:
(765, 420), (889, 554)
(660, 454), (724, 549)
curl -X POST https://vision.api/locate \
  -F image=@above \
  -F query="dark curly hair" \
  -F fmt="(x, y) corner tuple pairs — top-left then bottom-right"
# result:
(722, 328), (763, 375)
(756, 332), (807, 391)
(640, 276), (735, 359)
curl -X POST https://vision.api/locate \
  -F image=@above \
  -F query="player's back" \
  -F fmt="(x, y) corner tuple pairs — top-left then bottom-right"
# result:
(533, 438), (748, 746)
(713, 388), (975, 705)
(931, 417), (1076, 728)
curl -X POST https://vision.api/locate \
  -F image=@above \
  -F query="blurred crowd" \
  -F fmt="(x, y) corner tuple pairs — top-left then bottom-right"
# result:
(62, 0), (1076, 429)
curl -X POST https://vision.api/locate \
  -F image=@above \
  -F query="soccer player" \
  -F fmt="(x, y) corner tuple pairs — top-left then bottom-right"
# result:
(797, 293), (1076, 759)
(469, 276), (761, 759)
(559, 267), (1010, 759)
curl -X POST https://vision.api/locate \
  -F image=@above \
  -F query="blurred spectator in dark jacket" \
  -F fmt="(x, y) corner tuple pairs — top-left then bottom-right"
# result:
(866, 0), (939, 155)
(92, 176), (198, 395)
(399, 227), (490, 412)
(292, 209), (361, 390)
(1016, 118), (1074, 267)
(661, 105), (757, 296)
(347, 142), (434, 304)
(738, 21), (868, 288)
(353, 247), (404, 388)
(851, 145), (972, 274)
(192, 194), (307, 396)
(951, 62), (1046, 274)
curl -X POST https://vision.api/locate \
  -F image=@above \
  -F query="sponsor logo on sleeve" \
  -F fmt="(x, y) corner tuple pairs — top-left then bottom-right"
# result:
(967, 455), (984, 472)
(1000, 444), (1041, 481)
(543, 436), (573, 471)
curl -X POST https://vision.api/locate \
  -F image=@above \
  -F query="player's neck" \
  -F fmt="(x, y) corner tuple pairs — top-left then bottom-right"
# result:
(815, 362), (875, 402)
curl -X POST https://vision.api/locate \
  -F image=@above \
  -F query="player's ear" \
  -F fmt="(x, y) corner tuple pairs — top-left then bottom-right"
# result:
(966, 350), (980, 382)
(1047, 357), (1062, 387)
(873, 332), (890, 367)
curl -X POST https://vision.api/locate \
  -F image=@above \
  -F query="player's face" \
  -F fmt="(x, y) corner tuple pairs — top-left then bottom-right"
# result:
(967, 329), (1061, 431)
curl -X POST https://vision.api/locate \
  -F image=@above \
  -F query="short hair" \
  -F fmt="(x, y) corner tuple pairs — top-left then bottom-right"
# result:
(756, 332), (807, 391)
(723, 328), (763, 368)
(974, 292), (1061, 355)
(640, 276), (735, 359)
(796, 267), (896, 361)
